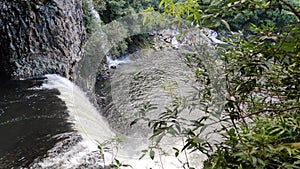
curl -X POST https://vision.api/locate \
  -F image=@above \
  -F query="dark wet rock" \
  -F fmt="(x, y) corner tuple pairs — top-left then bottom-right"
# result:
(109, 65), (116, 69)
(0, 0), (85, 80)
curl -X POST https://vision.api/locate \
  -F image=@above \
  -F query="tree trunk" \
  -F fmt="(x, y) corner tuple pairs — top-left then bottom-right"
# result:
(0, 0), (85, 80)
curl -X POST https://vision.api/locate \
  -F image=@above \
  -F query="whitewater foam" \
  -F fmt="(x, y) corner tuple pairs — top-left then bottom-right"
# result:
(32, 74), (206, 169)
(106, 55), (131, 69)
(39, 74), (115, 143)
(30, 74), (114, 168)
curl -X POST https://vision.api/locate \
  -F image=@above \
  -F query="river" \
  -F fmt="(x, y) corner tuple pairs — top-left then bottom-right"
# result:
(0, 46), (217, 168)
(0, 76), (74, 168)
(0, 12), (226, 167)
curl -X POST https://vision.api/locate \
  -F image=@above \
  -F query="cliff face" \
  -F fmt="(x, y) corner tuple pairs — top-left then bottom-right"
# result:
(0, 0), (85, 80)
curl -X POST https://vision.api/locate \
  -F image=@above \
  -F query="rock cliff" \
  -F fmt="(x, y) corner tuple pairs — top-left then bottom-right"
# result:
(0, 0), (85, 80)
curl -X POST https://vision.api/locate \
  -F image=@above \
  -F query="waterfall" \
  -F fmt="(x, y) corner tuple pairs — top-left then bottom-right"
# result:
(32, 73), (208, 168)
(37, 74), (114, 143)
(0, 7), (228, 169)
(30, 74), (115, 168)
(83, 0), (102, 33)
(106, 55), (131, 69)
(45, 12), (224, 169)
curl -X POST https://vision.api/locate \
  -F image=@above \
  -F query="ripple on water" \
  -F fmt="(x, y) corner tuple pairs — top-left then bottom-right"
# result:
(0, 78), (74, 168)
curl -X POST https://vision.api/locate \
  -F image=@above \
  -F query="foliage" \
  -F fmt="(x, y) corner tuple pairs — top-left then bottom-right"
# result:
(204, 111), (300, 169)
(95, 0), (160, 24)
(97, 136), (132, 169)
(83, 0), (104, 35)
(157, 0), (299, 31)
(223, 23), (300, 122)
(83, 0), (161, 58)
(225, 6), (296, 31)
(130, 0), (300, 168)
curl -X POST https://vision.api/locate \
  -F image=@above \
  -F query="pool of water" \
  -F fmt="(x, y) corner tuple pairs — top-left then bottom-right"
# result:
(0, 77), (73, 168)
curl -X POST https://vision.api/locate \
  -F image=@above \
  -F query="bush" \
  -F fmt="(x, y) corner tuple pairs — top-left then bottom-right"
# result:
(205, 111), (300, 169)
(135, 0), (300, 168)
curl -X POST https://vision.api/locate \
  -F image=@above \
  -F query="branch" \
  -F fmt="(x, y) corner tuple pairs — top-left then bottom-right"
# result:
(280, 0), (300, 21)
(242, 106), (300, 118)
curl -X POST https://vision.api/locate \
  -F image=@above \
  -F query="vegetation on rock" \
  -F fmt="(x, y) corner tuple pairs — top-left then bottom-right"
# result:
(83, 0), (161, 58)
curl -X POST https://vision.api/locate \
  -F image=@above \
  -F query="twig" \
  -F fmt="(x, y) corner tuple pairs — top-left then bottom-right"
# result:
(280, 0), (300, 21)
(181, 136), (190, 169)
(158, 150), (165, 169)
(242, 106), (300, 118)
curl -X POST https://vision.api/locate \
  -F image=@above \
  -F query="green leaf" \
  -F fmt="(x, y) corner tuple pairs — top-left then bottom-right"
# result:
(139, 153), (146, 160)
(159, 0), (166, 8)
(221, 19), (231, 31)
(130, 119), (139, 126)
(142, 15), (148, 26)
(193, 137), (201, 144)
(251, 156), (257, 166)
(150, 150), (155, 160)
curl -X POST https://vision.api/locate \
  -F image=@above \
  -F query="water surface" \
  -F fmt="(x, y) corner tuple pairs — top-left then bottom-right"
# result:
(0, 77), (73, 168)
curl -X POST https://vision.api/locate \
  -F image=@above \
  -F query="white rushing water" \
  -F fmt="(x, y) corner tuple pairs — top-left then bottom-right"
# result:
(33, 74), (207, 169)
(32, 74), (115, 168)
(106, 49), (213, 169)
(106, 55), (131, 69)
(38, 74), (114, 143)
